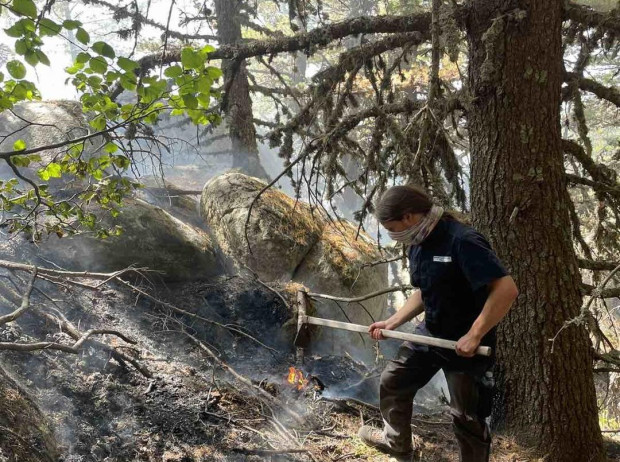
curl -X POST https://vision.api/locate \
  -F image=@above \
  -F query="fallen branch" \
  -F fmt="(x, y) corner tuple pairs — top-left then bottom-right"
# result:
(232, 448), (310, 455)
(0, 268), (36, 325)
(181, 330), (305, 424)
(0, 329), (136, 353)
(308, 285), (413, 303)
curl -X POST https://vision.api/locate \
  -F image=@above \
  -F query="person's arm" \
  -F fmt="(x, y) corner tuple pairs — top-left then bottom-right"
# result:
(455, 275), (518, 357)
(368, 290), (424, 340)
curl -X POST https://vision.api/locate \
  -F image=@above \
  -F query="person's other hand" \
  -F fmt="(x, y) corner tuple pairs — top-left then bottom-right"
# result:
(455, 332), (481, 357)
(368, 321), (390, 340)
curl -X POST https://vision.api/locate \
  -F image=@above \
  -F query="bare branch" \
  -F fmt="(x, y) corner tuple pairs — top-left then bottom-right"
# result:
(566, 173), (620, 200)
(0, 268), (36, 325)
(563, 139), (619, 197)
(582, 284), (620, 299)
(135, 13), (435, 72)
(180, 329), (305, 424)
(578, 258), (620, 271)
(83, 0), (217, 41)
(564, 2), (620, 37)
(0, 329), (136, 353)
(308, 285), (413, 303)
(565, 71), (620, 107)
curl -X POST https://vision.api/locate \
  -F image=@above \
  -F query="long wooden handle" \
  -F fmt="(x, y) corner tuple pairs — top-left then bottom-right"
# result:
(304, 315), (492, 357)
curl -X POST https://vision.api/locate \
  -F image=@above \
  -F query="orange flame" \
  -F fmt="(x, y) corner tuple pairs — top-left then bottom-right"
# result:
(287, 366), (309, 390)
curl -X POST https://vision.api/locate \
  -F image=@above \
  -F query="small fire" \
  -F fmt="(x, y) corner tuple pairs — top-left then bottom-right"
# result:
(287, 366), (309, 390)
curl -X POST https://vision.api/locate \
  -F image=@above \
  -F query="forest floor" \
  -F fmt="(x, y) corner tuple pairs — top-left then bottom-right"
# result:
(1, 276), (618, 461)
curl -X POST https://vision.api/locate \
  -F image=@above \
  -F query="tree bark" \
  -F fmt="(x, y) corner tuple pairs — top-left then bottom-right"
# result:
(214, 0), (268, 179)
(466, 1), (605, 460)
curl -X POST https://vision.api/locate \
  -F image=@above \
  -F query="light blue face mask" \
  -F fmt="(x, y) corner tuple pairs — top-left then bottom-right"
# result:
(387, 205), (444, 245)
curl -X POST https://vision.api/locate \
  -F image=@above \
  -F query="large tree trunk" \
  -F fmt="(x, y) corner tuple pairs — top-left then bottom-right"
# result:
(466, 1), (605, 460)
(214, 0), (268, 179)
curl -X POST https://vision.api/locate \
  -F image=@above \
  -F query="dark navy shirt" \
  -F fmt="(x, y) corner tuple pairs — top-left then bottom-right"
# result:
(408, 218), (508, 347)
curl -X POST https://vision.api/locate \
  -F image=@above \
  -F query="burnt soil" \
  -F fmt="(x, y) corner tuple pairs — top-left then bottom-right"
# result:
(0, 274), (618, 462)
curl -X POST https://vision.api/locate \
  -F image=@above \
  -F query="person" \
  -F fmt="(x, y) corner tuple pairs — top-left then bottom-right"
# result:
(358, 185), (518, 462)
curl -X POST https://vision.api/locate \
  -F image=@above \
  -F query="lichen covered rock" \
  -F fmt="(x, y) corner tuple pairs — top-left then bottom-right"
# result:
(201, 173), (389, 358)
(21, 197), (223, 281)
(200, 172), (323, 281)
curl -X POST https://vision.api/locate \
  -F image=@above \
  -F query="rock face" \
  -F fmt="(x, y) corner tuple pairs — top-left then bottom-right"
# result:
(0, 101), (100, 187)
(1, 197), (222, 282)
(200, 173), (323, 281)
(0, 365), (58, 462)
(201, 173), (389, 358)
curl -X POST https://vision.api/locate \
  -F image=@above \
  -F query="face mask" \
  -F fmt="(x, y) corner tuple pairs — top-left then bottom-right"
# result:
(387, 205), (444, 245)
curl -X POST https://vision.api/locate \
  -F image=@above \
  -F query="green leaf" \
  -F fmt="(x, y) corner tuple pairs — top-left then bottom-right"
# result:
(164, 65), (183, 78)
(35, 49), (50, 66)
(195, 76), (211, 93)
(119, 73), (136, 91)
(181, 47), (203, 70)
(39, 18), (61, 37)
(201, 44), (216, 55)
(206, 66), (223, 80)
(90, 115), (106, 131)
(92, 41), (115, 59)
(76, 52), (90, 64)
(89, 56), (108, 74)
(182, 94), (198, 109)
(24, 50), (39, 66)
(7, 60), (26, 79)
(75, 27), (90, 45)
(65, 62), (84, 75)
(13, 139), (26, 151)
(12, 0), (37, 18)
(111, 155), (130, 169)
(37, 162), (62, 181)
(104, 143), (118, 154)
(4, 19), (32, 37)
(14, 39), (27, 56)
(10, 154), (30, 166)
(117, 57), (138, 72)
(62, 19), (81, 30)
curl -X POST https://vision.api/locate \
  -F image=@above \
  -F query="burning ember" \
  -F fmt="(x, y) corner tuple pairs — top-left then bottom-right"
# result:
(287, 366), (309, 390)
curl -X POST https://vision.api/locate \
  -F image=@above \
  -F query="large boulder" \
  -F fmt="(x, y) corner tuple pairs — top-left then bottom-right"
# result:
(1, 197), (222, 282)
(200, 173), (323, 281)
(0, 365), (58, 462)
(0, 101), (101, 188)
(133, 175), (202, 226)
(200, 173), (389, 359)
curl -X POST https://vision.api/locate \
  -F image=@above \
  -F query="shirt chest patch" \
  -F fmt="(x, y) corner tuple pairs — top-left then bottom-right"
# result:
(432, 256), (452, 263)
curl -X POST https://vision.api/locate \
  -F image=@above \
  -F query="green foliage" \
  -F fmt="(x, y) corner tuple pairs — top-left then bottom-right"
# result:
(6, 60), (26, 79)
(0, 0), (222, 241)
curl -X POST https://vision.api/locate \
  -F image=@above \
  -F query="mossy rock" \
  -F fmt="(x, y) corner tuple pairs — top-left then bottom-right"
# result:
(0, 101), (102, 190)
(201, 173), (389, 359)
(200, 172), (323, 281)
(38, 197), (222, 282)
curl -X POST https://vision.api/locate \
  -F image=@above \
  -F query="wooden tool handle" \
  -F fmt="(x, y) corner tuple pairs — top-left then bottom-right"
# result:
(304, 315), (492, 357)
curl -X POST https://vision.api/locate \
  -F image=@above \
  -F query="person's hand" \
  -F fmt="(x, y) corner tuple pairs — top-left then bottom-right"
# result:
(368, 321), (391, 340)
(455, 332), (482, 357)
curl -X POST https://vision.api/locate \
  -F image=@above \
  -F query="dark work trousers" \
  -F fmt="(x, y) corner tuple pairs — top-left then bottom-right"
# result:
(380, 342), (494, 462)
